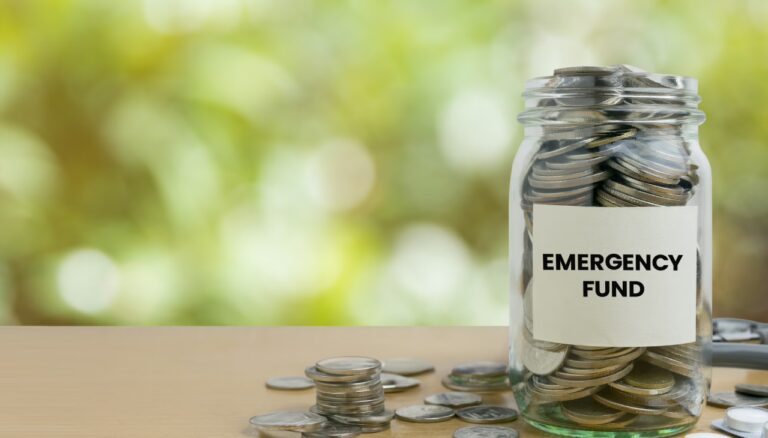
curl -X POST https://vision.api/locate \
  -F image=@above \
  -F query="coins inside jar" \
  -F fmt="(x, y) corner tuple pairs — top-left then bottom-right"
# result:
(516, 64), (704, 432)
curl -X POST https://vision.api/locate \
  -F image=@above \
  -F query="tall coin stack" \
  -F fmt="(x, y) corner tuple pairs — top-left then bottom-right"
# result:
(306, 356), (392, 433)
(516, 65), (705, 431)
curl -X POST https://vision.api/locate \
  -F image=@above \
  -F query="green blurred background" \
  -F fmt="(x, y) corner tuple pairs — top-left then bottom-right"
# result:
(0, 0), (766, 325)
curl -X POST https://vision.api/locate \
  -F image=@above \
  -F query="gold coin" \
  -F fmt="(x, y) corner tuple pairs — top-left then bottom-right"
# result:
(593, 391), (667, 416)
(548, 363), (633, 388)
(562, 397), (626, 425)
(624, 362), (675, 390)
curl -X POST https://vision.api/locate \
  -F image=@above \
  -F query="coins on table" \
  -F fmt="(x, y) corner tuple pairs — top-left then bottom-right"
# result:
(307, 356), (391, 431)
(425, 392), (483, 408)
(707, 391), (768, 408)
(453, 425), (520, 438)
(395, 404), (455, 423)
(266, 376), (316, 390)
(456, 406), (519, 424)
(443, 361), (510, 392)
(381, 358), (434, 376)
(250, 411), (327, 432)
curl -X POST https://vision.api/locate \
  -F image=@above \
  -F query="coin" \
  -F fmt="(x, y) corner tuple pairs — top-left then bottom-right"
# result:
(266, 376), (316, 390)
(316, 357), (382, 376)
(380, 373), (420, 393)
(453, 362), (508, 378)
(306, 366), (377, 383)
(707, 391), (768, 408)
(562, 397), (626, 425)
(623, 362), (675, 390)
(330, 411), (394, 426)
(609, 380), (672, 397)
(593, 391), (667, 415)
(395, 405), (455, 423)
(302, 422), (361, 438)
(453, 425), (520, 438)
(735, 384), (768, 398)
(520, 339), (568, 375)
(250, 411), (327, 432)
(548, 363), (633, 388)
(456, 406), (518, 424)
(442, 376), (509, 393)
(381, 358), (434, 376)
(425, 392), (483, 408)
(566, 347), (645, 369)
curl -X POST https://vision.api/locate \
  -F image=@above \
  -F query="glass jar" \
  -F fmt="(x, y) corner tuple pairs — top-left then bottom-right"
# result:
(508, 65), (712, 437)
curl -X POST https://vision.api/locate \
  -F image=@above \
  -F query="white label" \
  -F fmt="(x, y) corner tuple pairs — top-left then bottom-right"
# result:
(532, 205), (697, 347)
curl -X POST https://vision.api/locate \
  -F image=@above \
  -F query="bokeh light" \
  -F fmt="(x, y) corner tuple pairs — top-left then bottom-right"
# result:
(0, 0), (766, 324)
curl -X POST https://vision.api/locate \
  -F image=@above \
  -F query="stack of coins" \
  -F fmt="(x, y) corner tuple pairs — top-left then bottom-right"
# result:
(305, 356), (392, 433)
(517, 65), (705, 431)
(442, 361), (509, 392)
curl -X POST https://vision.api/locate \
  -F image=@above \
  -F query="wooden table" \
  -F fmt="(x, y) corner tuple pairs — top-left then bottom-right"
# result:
(1, 327), (765, 437)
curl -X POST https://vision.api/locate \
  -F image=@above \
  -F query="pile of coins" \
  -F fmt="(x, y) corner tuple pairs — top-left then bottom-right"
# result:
(305, 356), (392, 433)
(442, 361), (510, 392)
(520, 341), (704, 430)
(515, 65), (706, 432)
(252, 357), (522, 437)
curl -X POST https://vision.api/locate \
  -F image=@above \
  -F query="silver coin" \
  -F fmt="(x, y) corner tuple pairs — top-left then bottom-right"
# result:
(266, 376), (316, 390)
(306, 366), (377, 383)
(707, 391), (768, 408)
(566, 347), (645, 369)
(641, 350), (697, 378)
(425, 392), (483, 408)
(520, 338), (568, 375)
(593, 391), (667, 415)
(735, 384), (768, 398)
(302, 422), (361, 438)
(453, 362), (508, 378)
(316, 357), (381, 376)
(526, 379), (602, 402)
(453, 425), (520, 438)
(528, 169), (611, 190)
(536, 136), (598, 160)
(250, 411), (327, 432)
(380, 373), (420, 393)
(441, 376), (509, 393)
(548, 363), (633, 388)
(395, 405), (455, 423)
(330, 411), (394, 426)
(381, 358), (434, 376)
(456, 406), (518, 424)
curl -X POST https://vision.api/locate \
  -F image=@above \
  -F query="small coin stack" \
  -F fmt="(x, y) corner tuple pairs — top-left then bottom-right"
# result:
(305, 356), (392, 433)
(442, 361), (510, 392)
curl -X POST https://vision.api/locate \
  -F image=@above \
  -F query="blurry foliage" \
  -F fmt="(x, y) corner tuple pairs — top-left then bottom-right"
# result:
(0, 0), (766, 325)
